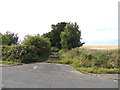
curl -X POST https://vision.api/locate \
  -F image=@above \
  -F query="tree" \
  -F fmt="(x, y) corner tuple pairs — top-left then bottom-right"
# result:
(2, 31), (19, 45)
(60, 22), (84, 49)
(42, 22), (67, 49)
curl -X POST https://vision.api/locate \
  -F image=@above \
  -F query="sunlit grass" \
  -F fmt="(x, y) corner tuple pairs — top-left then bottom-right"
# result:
(0, 60), (23, 66)
(46, 47), (119, 74)
(47, 60), (120, 74)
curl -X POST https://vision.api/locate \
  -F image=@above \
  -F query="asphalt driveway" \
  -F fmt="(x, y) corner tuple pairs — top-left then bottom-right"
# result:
(1, 62), (118, 88)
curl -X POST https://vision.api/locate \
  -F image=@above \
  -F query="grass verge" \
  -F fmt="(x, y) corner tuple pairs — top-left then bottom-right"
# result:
(46, 60), (120, 74)
(0, 61), (24, 66)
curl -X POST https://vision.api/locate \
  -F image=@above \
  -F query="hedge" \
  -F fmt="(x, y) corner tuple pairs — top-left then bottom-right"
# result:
(2, 35), (51, 63)
(2, 44), (50, 63)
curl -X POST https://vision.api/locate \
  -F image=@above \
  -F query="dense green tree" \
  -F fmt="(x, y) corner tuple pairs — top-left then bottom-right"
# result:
(60, 22), (84, 49)
(42, 22), (67, 49)
(2, 31), (19, 45)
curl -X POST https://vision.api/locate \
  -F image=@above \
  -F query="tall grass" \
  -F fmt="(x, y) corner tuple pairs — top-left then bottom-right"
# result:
(60, 48), (118, 68)
(47, 48), (120, 74)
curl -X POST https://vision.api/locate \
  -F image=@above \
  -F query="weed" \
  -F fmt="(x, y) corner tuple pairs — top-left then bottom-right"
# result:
(47, 48), (119, 74)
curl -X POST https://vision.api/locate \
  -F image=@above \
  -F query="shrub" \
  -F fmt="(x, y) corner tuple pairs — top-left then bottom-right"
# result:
(2, 35), (51, 63)
(2, 45), (29, 63)
(22, 35), (51, 56)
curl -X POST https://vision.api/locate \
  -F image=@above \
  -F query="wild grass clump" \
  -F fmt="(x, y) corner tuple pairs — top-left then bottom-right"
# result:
(0, 61), (23, 66)
(59, 48), (119, 69)
(47, 48), (119, 74)
(75, 67), (120, 74)
(47, 58), (73, 64)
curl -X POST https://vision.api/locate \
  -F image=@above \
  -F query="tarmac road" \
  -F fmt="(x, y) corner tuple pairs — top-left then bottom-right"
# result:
(1, 62), (118, 88)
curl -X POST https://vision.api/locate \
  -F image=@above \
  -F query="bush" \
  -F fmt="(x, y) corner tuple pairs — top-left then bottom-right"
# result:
(22, 35), (51, 56)
(2, 45), (29, 63)
(2, 35), (51, 63)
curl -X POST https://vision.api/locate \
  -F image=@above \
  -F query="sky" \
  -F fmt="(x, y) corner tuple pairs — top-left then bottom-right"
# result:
(0, 0), (119, 45)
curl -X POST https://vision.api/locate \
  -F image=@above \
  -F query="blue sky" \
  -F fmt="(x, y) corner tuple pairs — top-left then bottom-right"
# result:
(0, 0), (118, 45)
(86, 39), (118, 45)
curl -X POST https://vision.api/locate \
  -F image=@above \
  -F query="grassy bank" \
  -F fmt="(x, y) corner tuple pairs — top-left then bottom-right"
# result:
(0, 61), (23, 66)
(47, 48), (120, 74)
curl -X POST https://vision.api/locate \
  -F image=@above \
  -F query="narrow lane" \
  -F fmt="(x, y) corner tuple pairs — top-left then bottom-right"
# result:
(2, 63), (118, 88)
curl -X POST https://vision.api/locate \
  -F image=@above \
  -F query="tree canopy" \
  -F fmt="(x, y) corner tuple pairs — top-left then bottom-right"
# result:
(60, 22), (84, 49)
(42, 22), (67, 49)
(42, 22), (84, 49)
(1, 31), (19, 45)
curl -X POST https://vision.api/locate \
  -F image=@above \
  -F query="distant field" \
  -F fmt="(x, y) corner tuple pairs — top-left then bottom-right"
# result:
(80, 45), (118, 50)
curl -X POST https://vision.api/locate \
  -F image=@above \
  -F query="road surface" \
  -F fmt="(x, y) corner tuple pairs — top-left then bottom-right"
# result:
(1, 62), (118, 88)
